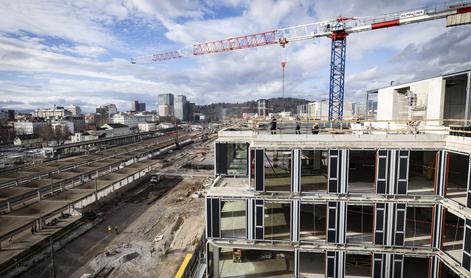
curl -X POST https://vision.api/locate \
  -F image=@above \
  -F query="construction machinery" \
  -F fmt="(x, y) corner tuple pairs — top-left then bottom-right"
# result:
(131, 2), (471, 120)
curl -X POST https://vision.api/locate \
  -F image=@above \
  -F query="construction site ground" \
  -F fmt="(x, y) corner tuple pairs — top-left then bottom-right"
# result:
(19, 140), (214, 278)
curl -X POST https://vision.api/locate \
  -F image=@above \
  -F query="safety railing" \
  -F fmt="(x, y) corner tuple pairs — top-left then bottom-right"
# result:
(236, 118), (471, 136)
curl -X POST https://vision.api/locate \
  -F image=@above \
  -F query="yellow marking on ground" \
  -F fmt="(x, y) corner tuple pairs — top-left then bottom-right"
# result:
(175, 253), (193, 278)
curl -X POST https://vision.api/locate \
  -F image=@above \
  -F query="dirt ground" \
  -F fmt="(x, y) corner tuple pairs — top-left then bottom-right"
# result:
(19, 141), (213, 278)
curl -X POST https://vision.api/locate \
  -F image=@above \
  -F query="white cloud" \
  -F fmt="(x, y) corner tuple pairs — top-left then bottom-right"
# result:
(0, 0), (469, 113)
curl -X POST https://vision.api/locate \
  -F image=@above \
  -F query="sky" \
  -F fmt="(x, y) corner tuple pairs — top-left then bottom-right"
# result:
(0, 0), (470, 113)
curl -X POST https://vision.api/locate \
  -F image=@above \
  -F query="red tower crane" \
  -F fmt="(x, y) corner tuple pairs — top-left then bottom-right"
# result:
(131, 2), (471, 120)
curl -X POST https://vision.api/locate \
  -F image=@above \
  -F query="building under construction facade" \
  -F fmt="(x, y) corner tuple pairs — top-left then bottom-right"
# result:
(205, 70), (471, 277)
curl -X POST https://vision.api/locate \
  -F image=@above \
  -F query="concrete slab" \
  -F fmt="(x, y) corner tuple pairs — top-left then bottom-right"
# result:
(51, 172), (77, 179)
(0, 187), (36, 199)
(70, 166), (96, 174)
(0, 177), (15, 184)
(114, 168), (136, 175)
(47, 189), (95, 202)
(219, 249), (293, 278)
(78, 180), (110, 190)
(19, 179), (59, 189)
(0, 216), (36, 239)
(8, 200), (69, 218)
(97, 173), (129, 182)
(0, 172), (20, 179)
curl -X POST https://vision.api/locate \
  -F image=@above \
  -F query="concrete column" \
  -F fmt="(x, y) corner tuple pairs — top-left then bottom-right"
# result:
(6, 201), (11, 213)
(213, 247), (220, 278)
(313, 150), (321, 170)
(37, 191), (41, 200)
(464, 72), (471, 125)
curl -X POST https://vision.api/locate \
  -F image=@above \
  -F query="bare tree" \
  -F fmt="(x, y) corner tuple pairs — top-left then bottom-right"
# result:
(37, 125), (53, 146)
(62, 126), (71, 144)
(53, 125), (71, 145)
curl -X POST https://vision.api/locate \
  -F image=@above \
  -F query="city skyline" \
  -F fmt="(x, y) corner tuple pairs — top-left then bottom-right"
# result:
(1, 0), (470, 113)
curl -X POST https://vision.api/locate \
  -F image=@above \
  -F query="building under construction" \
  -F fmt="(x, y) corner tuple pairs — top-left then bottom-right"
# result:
(205, 69), (471, 277)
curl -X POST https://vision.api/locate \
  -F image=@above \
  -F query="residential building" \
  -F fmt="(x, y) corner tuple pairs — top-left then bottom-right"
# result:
(187, 102), (195, 122)
(32, 107), (72, 119)
(96, 104), (118, 125)
(14, 120), (48, 135)
(71, 132), (99, 143)
(204, 69), (471, 278)
(131, 100), (146, 112)
(97, 123), (131, 137)
(0, 109), (15, 122)
(138, 122), (156, 132)
(63, 116), (85, 132)
(158, 93), (174, 116)
(102, 104), (118, 115)
(351, 102), (366, 118)
(297, 99), (353, 119)
(158, 105), (171, 117)
(175, 95), (189, 121)
(13, 135), (42, 148)
(111, 113), (152, 128)
(51, 120), (75, 134)
(111, 113), (138, 128)
(95, 108), (110, 126)
(157, 122), (174, 129)
(257, 99), (269, 117)
(68, 105), (82, 116)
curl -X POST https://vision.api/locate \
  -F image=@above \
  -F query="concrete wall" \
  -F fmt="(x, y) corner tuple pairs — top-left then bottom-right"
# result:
(376, 76), (445, 128)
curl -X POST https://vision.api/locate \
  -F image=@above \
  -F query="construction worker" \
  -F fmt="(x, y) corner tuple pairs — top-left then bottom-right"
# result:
(312, 123), (320, 134)
(270, 116), (277, 134)
(107, 225), (112, 234)
(114, 225), (119, 234)
(295, 116), (301, 134)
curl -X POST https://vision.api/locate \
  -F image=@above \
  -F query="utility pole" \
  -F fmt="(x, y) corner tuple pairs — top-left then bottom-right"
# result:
(174, 116), (179, 149)
(281, 60), (287, 98)
(94, 170), (98, 200)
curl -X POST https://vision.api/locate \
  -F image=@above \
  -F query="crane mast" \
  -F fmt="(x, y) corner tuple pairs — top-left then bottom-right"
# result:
(131, 2), (471, 120)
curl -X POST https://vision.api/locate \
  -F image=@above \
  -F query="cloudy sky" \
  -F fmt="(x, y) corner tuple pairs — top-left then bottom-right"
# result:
(0, 0), (470, 112)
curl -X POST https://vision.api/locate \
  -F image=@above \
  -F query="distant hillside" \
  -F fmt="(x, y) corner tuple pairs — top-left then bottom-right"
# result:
(195, 97), (311, 121)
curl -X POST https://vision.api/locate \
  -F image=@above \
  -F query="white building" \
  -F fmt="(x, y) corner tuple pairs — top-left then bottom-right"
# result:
(157, 122), (174, 129)
(297, 99), (353, 120)
(98, 123), (131, 137)
(13, 135), (43, 148)
(138, 122), (156, 132)
(71, 132), (99, 143)
(111, 113), (152, 128)
(32, 107), (72, 119)
(158, 105), (171, 117)
(111, 113), (137, 128)
(14, 120), (48, 135)
(68, 105), (82, 116)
